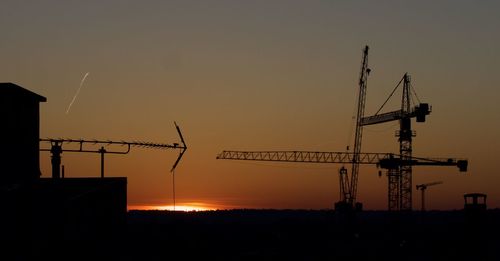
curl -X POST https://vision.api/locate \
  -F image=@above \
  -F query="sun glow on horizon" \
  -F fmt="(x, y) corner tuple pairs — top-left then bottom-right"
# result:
(128, 203), (220, 212)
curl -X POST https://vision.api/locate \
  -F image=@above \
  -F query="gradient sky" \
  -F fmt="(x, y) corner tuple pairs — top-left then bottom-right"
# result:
(1, 0), (499, 210)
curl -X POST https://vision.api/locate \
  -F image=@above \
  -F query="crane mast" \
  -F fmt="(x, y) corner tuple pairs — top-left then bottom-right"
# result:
(398, 73), (413, 211)
(348, 45), (370, 208)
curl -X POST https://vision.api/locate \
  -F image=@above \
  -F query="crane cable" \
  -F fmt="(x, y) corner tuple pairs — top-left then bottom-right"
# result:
(410, 81), (422, 106)
(346, 86), (359, 152)
(172, 169), (176, 211)
(374, 74), (405, 115)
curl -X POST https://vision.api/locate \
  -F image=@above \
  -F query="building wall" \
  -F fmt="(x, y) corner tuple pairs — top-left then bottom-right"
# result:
(1, 178), (127, 258)
(0, 90), (42, 184)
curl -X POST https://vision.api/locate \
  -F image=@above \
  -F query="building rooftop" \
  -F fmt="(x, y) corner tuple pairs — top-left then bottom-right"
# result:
(0, 82), (47, 102)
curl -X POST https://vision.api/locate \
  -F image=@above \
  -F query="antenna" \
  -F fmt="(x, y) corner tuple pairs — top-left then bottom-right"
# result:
(40, 122), (187, 178)
(170, 122), (188, 211)
(171, 121), (188, 173)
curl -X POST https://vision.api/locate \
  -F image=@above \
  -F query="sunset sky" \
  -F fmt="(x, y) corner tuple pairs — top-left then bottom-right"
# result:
(2, 1), (499, 210)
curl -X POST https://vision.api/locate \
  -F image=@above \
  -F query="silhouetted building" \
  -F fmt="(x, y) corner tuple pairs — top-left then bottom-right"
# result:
(32, 177), (127, 256)
(0, 82), (46, 185)
(464, 193), (487, 212)
(0, 83), (127, 258)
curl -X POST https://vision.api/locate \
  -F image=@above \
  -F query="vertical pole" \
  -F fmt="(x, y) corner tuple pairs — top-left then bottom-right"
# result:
(99, 147), (106, 178)
(421, 188), (425, 212)
(339, 166), (349, 204)
(50, 142), (63, 179)
(173, 170), (176, 211)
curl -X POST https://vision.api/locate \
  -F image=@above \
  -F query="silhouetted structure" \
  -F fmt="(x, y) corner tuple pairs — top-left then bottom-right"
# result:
(216, 46), (468, 212)
(0, 83), (46, 185)
(32, 177), (127, 256)
(416, 181), (443, 211)
(123, 209), (500, 260)
(40, 132), (187, 179)
(360, 74), (431, 211)
(464, 193), (487, 212)
(0, 83), (127, 259)
(217, 151), (466, 211)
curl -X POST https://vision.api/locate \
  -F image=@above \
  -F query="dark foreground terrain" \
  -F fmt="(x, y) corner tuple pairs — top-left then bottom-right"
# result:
(123, 210), (500, 260)
(10, 209), (500, 260)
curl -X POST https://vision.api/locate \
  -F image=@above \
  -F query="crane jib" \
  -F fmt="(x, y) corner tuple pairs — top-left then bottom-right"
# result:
(216, 150), (467, 172)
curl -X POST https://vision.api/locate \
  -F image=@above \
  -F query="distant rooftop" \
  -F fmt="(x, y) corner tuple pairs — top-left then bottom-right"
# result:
(0, 82), (46, 102)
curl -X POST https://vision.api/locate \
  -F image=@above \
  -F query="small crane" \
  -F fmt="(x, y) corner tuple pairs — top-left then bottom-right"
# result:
(416, 181), (443, 211)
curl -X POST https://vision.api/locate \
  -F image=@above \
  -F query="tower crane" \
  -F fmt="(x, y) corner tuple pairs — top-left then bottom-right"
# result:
(361, 73), (430, 211)
(216, 46), (468, 211)
(216, 150), (467, 210)
(416, 181), (443, 211)
(337, 45), (370, 211)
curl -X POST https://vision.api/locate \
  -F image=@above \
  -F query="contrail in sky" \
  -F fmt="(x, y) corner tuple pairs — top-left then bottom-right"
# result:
(66, 72), (89, 114)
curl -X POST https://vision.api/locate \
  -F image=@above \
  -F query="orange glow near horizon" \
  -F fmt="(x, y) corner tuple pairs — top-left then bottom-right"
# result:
(128, 202), (223, 212)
